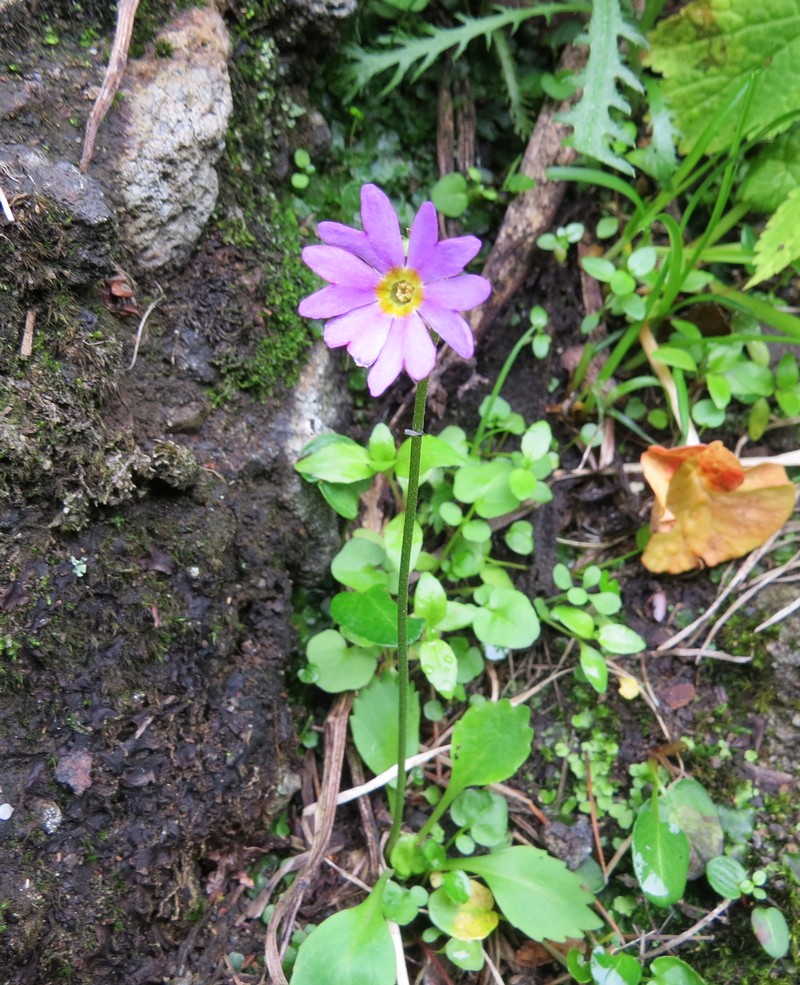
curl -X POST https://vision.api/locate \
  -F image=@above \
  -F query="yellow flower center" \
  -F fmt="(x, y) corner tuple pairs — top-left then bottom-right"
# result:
(376, 267), (423, 316)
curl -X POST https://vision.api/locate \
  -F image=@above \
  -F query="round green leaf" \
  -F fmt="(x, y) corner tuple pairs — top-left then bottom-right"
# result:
(444, 937), (484, 972)
(706, 855), (747, 899)
(651, 346), (698, 372)
(751, 906), (790, 958)
(581, 256), (616, 282)
(295, 438), (374, 483)
(505, 520), (534, 555)
(432, 172), (469, 218)
(627, 246), (658, 277)
(331, 537), (387, 592)
(473, 588), (540, 650)
(350, 673), (419, 780)
(590, 946), (642, 985)
(331, 585), (424, 647)
(305, 630), (378, 693)
(509, 467), (538, 500)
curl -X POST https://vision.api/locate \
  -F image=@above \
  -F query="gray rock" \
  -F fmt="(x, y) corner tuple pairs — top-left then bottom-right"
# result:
(103, 7), (233, 273)
(0, 143), (112, 226)
(285, 0), (357, 22)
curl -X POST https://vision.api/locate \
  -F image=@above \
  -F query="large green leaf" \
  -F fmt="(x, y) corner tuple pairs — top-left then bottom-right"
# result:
(290, 875), (395, 985)
(295, 436), (374, 483)
(648, 956), (708, 985)
(632, 802), (689, 907)
(644, 0), (800, 154)
(350, 672), (420, 779)
(751, 906), (791, 958)
(449, 700), (533, 792)
(472, 588), (540, 650)
(662, 778), (723, 878)
(331, 586), (424, 647)
(740, 125), (800, 212)
(447, 846), (602, 942)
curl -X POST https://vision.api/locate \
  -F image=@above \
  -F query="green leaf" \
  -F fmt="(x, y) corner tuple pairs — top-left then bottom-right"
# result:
(626, 76), (679, 183)
(473, 588), (540, 650)
(747, 186), (800, 288)
(383, 512), (423, 576)
(331, 537), (387, 591)
(651, 346), (698, 373)
(741, 125), (800, 212)
(706, 855), (747, 899)
(448, 700), (533, 793)
(396, 434), (467, 478)
(414, 571), (448, 627)
(432, 172), (469, 218)
(419, 639), (459, 697)
(552, 605), (595, 639)
(447, 846), (602, 942)
(649, 956), (708, 985)
(331, 586), (424, 647)
(445, 937), (484, 972)
(305, 630), (379, 693)
(725, 361), (774, 398)
(350, 672), (420, 779)
(559, 0), (645, 175)
(505, 520), (534, 555)
(596, 623), (646, 655)
(632, 802), (689, 907)
(662, 778), (724, 878)
(368, 422), (396, 470)
(751, 906), (790, 958)
(579, 643), (608, 694)
(296, 437), (374, 483)
(318, 479), (371, 519)
(521, 421), (553, 461)
(590, 946), (642, 985)
(381, 880), (427, 926)
(644, 0), (800, 155)
(453, 459), (520, 518)
(290, 874), (395, 985)
(581, 256), (617, 282)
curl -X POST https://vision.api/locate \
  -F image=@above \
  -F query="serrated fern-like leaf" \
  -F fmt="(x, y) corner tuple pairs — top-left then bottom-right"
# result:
(746, 186), (800, 289)
(558, 0), (645, 175)
(492, 28), (534, 138)
(342, 1), (591, 101)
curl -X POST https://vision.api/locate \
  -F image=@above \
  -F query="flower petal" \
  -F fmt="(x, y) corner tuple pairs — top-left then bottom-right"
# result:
(347, 310), (393, 366)
(424, 273), (491, 311)
(299, 284), (376, 319)
(322, 301), (383, 349)
(367, 321), (405, 397)
(302, 245), (380, 289)
(318, 221), (386, 271)
(361, 184), (405, 270)
(402, 312), (437, 380)
(406, 201), (439, 272)
(419, 303), (474, 359)
(420, 236), (483, 282)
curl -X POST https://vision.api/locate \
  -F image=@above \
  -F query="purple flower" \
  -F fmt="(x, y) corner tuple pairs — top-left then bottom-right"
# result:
(298, 183), (492, 397)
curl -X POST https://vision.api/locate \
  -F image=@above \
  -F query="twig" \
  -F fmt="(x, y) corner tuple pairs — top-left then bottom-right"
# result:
(20, 309), (35, 358)
(80, 0), (141, 172)
(302, 744), (452, 816)
(583, 753), (607, 877)
(482, 947), (506, 985)
(128, 287), (165, 369)
(755, 592), (800, 632)
(264, 693), (352, 985)
(641, 898), (732, 959)
(390, 921), (411, 985)
(0, 183), (15, 222)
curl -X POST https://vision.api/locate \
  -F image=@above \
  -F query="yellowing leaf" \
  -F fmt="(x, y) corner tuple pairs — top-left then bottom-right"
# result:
(746, 186), (800, 288)
(644, 0), (800, 155)
(428, 880), (499, 941)
(618, 676), (640, 700)
(641, 442), (796, 574)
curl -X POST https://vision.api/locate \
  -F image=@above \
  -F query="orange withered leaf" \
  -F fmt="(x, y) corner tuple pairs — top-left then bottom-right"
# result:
(641, 442), (796, 574)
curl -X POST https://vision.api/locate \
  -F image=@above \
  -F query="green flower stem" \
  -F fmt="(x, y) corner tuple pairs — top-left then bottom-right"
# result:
(387, 375), (429, 857)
